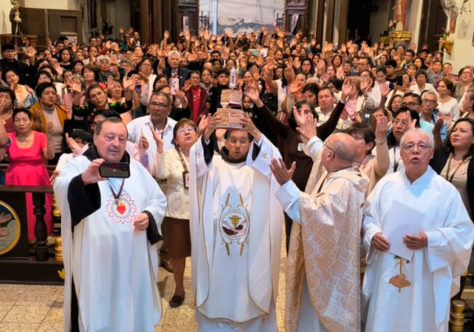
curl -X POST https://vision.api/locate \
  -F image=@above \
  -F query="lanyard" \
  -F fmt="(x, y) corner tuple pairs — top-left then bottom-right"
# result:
(109, 179), (126, 205)
(176, 148), (189, 173)
(445, 154), (468, 183)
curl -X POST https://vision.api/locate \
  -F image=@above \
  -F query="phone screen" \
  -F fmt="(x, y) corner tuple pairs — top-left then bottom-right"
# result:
(99, 162), (130, 178)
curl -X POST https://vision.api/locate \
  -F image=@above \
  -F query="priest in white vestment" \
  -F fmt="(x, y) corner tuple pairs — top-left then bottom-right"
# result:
(189, 114), (284, 331)
(271, 131), (368, 332)
(362, 128), (474, 332)
(54, 117), (166, 332)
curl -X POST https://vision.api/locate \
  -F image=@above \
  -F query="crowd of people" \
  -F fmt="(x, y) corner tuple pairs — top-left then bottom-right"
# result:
(0, 24), (473, 331)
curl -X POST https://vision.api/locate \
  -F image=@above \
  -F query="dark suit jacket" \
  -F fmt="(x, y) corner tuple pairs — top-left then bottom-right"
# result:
(164, 67), (191, 88)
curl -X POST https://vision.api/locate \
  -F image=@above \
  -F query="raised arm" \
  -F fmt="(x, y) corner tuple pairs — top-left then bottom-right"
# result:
(244, 83), (289, 138)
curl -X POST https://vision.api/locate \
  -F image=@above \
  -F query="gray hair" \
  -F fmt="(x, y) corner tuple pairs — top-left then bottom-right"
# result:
(400, 128), (434, 149)
(421, 91), (437, 101)
(97, 55), (110, 64)
(150, 91), (172, 106)
(168, 50), (181, 61)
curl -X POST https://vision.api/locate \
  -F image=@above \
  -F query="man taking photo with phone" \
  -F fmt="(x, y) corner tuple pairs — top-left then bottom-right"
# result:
(54, 116), (167, 332)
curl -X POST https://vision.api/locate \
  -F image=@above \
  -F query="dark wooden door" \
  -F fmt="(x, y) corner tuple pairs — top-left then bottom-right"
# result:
(418, 0), (447, 51)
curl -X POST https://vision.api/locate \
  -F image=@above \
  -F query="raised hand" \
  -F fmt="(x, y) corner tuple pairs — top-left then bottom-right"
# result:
(294, 108), (318, 144)
(375, 116), (389, 140)
(243, 83), (261, 104)
(361, 77), (373, 95)
(71, 81), (82, 95)
(380, 82), (390, 97)
(46, 121), (55, 137)
(123, 75), (136, 91)
(198, 114), (210, 134)
(203, 113), (221, 141)
(81, 158), (106, 185)
(433, 117), (443, 136)
(341, 79), (354, 101)
(270, 158), (295, 185)
(138, 135), (149, 151)
(65, 133), (82, 155)
(240, 113), (261, 142)
(148, 124), (163, 153)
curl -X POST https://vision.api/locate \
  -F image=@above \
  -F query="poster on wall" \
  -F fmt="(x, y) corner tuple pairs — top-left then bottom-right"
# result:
(183, 16), (189, 32)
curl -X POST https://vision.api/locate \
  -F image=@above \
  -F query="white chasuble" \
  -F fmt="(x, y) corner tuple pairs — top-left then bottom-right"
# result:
(362, 167), (473, 332)
(54, 156), (166, 332)
(189, 136), (283, 329)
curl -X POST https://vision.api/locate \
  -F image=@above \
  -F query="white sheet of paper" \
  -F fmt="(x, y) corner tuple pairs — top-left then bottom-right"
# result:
(383, 201), (424, 260)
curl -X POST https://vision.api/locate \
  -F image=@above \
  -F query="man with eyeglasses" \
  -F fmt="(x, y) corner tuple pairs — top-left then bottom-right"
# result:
(270, 117), (368, 331)
(189, 114), (284, 331)
(362, 128), (473, 332)
(127, 91), (177, 271)
(419, 91), (448, 142)
(54, 116), (167, 331)
(127, 91), (177, 175)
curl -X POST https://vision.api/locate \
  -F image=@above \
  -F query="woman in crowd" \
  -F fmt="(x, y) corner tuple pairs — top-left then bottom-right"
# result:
(3, 69), (37, 109)
(136, 57), (157, 106)
(430, 118), (474, 296)
(183, 70), (208, 122)
(152, 74), (169, 92)
(73, 60), (84, 75)
(107, 77), (139, 123)
(437, 78), (460, 122)
(72, 81), (133, 123)
(200, 68), (214, 93)
(83, 64), (101, 89)
(59, 48), (74, 71)
(152, 118), (199, 308)
(0, 87), (15, 133)
(387, 93), (403, 115)
(454, 66), (473, 101)
(0, 108), (54, 241)
(29, 82), (69, 163)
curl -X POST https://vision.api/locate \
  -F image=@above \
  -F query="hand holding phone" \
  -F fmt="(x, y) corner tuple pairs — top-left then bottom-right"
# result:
(99, 162), (130, 178)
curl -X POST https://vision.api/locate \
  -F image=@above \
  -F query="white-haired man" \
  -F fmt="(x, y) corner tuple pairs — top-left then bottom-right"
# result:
(362, 128), (473, 331)
(164, 50), (190, 89)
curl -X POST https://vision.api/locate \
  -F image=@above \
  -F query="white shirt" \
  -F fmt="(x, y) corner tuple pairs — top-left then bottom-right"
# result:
(127, 115), (176, 174)
(437, 97), (460, 121)
(154, 148), (190, 219)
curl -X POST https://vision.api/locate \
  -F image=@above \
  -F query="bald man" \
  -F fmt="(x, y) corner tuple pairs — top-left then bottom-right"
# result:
(271, 132), (368, 332)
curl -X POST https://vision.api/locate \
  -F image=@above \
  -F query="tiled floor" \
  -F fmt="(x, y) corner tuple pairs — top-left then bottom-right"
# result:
(1, 248), (474, 331)
(0, 245), (287, 332)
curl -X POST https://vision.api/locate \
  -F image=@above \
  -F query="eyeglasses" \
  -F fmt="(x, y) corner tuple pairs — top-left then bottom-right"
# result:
(149, 102), (170, 108)
(323, 142), (336, 157)
(177, 127), (196, 135)
(422, 99), (437, 104)
(402, 141), (432, 151)
(402, 102), (419, 107)
(393, 119), (408, 126)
